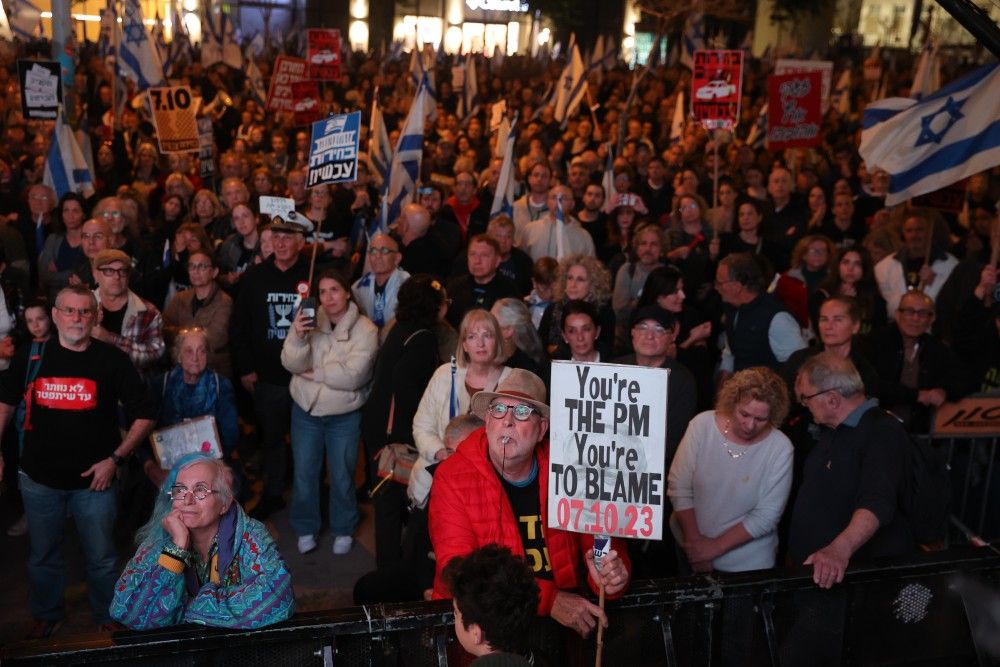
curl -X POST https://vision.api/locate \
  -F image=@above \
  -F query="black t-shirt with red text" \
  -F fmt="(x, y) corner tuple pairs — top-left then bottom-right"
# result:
(0, 339), (155, 489)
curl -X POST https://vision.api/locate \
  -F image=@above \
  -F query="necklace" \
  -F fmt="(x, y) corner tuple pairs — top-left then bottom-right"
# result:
(721, 421), (748, 459)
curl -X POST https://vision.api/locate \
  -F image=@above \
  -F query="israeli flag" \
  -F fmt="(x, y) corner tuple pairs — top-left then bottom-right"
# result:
(384, 75), (431, 229)
(553, 44), (588, 125)
(601, 144), (618, 214)
(43, 107), (95, 199)
(860, 62), (1000, 207)
(490, 113), (518, 218)
(6, 0), (41, 40)
(680, 11), (704, 70)
(119, 0), (165, 90)
(746, 103), (767, 150)
(367, 88), (393, 188)
(458, 53), (479, 124)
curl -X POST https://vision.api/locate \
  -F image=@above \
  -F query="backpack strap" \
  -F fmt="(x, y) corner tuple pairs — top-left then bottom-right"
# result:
(21, 339), (48, 432)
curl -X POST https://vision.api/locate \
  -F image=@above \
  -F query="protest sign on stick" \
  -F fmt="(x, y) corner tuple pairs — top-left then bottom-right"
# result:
(148, 86), (199, 153)
(691, 50), (743, 131)
(266, 56), (307, 112)
(307, 111), (361, 188)
(547, 361), (669, 540)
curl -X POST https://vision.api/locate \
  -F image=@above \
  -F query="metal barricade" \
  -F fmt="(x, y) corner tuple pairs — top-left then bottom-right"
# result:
(4, 550), (998, 667)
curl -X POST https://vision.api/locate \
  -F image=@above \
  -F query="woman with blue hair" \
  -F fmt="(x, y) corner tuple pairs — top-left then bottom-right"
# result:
(109, 453), (295, 630)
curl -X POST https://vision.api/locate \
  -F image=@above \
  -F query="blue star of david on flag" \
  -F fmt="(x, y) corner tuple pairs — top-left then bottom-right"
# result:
(915, 96), (965, 147)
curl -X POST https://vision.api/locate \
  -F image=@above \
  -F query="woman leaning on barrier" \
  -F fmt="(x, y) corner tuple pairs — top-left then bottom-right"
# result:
(110, 454), (295, 630)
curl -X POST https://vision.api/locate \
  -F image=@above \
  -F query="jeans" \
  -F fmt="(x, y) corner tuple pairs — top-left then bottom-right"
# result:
(290, 403), (362, 537)
(19, 471), (118, 623)
(253, 380), (293, 499)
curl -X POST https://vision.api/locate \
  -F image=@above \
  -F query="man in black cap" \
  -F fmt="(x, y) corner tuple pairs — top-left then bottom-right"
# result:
(230, 215), (313, 519)
(614, 305), (698, 579)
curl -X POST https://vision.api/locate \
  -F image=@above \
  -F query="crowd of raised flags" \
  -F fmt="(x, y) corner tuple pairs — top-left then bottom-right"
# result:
(1, 0), (997, 221)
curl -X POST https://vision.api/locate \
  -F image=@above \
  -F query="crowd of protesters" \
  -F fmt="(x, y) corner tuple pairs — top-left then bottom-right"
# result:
(0, 28), (997, 655)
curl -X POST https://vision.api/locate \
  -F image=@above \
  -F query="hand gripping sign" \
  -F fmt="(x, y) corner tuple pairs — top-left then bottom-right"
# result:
(547, 361), (669, 541)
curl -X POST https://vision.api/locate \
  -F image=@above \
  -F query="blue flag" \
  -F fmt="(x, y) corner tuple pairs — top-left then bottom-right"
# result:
(119, 0), (165, 90)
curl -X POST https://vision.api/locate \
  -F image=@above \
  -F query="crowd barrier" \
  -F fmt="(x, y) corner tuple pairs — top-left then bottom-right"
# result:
(3, 549), (998, 666)
(3, 433), (998, 666)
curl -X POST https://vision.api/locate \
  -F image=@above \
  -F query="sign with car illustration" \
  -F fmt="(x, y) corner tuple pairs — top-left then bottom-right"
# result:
(307, 29), (341, 80)
(691, 49), (743, 130)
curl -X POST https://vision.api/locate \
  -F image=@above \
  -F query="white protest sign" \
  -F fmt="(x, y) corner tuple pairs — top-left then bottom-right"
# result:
(548, 361), (668, 540)
(259, 196), (297, 221)
(775, 59), (834, 114)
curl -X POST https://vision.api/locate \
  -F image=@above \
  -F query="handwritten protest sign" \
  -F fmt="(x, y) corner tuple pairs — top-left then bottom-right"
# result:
(548, 361), (669, 540)
(307, 111), (360, 187)
(266, 55), (308, 112)
(18, 60), (61, 120)
(150, 416), (223, 470)
(766, 71), (823, 150)
(259, 195), (297, 221)
(691, 50), (743, 130)
(775, 59), (833, 113)
(307, 29), (341, 80)
(148, 86), (199, 153)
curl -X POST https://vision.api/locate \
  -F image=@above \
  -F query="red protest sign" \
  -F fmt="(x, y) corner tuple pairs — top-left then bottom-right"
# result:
(691, 50), (743, 130)
(266, 56), (308, 112)
(292, 80), (322, 126)
(766, 71), (823, 150)
(307, 29), (341, 81)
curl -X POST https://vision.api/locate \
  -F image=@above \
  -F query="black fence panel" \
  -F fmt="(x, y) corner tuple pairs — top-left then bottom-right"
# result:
(4, 550), (998, 667)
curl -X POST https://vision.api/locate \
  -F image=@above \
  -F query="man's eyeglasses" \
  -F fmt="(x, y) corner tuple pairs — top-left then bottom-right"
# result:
(168, 484), (218, 502)
(897, 307), (933, 319)
(368, 246), (397, 256)
(98, 267), (129, 277)
(54, 305), (94, 318)
(99, 210), (122, 218)
(798, 388), (832, 405)
(633, 322), (669, 336)
(487, 402), (539, 422)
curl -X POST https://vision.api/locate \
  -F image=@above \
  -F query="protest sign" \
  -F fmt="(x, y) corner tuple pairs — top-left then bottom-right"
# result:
(691, 50), (743, 130)
(18, 60), (61, 120)
(148, 86), (199, 153)
(307, 111), (361, 188)
(292, 80), (322, 126)
(775, 59), (834, 113)
(266, 55), (308, 112)
(307, 29), (341, 80)
(932, 394), (1000, 437)
(197, 117), (215, 180)
(766, 71), (823, 150)
(150, 416), (223, 470)
(548, 361), (669, 540)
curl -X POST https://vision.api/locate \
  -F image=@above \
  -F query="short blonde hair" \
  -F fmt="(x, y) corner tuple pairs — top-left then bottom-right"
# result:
(715, 366), (790, 427)
(192, 189), (224, 218)
(455, 309), (507, 368)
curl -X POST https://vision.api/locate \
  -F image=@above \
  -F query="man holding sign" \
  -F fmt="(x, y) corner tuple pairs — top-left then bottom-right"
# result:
(430, 369), (630, 641)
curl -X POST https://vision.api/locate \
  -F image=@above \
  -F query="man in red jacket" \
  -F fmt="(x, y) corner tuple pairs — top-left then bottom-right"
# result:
(429, 369), (630, 639)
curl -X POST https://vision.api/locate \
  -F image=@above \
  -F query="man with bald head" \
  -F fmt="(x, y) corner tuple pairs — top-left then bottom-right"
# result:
(396, 203), (448, 279)
(517, 186), (596, 262)
(352, 233), (410, 330)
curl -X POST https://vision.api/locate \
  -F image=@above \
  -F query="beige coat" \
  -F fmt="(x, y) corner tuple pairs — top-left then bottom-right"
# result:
(281, 301), (378, 416)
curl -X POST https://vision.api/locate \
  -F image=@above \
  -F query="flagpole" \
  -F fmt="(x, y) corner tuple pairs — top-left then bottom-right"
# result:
(111, 0), (120, 130)
(712, 129), (719, 237)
